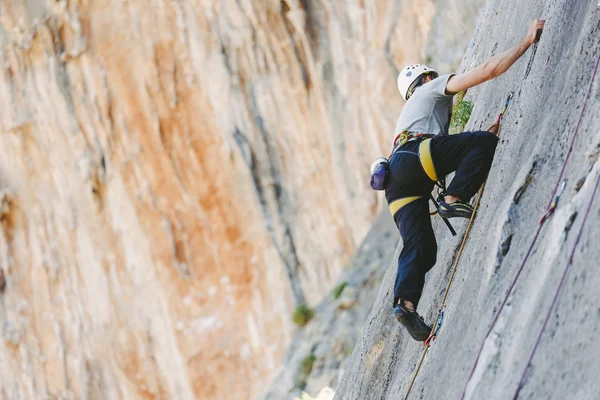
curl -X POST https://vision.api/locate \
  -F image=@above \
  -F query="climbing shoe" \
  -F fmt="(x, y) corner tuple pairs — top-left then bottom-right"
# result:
(394, 300), (432, 342)
(437, 199), (474, 219)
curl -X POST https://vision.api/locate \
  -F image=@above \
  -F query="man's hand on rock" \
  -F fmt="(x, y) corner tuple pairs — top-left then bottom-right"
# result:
(525, 19), (545, 46)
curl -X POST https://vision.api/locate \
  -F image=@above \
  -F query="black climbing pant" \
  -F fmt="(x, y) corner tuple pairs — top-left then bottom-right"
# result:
(385, 130), (499, 307)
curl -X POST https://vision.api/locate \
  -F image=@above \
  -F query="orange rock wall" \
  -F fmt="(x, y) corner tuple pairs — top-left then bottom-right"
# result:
(0, 1), (436, 399)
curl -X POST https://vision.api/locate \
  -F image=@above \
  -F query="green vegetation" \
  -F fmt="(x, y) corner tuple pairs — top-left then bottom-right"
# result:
(347, 343), (356, 356)
(292, 304), (315, 327)
(449, 91), (474, 134)
(332, 281), (348, 300)
(301, 353), (316, 375)
(296, 353), (317, 389)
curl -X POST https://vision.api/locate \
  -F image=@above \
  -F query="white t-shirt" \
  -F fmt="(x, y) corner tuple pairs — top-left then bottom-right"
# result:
(393, 74), (455, 145)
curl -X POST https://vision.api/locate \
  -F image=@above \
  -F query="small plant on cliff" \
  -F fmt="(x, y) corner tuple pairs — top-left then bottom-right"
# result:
(332, 281), (348, 300)
(292, 304), (315, 326)
(450, 91), (474, 134)
(347, 343), (356, 356)
(296, 353), (317, 389)
(301, 353), (316, 375)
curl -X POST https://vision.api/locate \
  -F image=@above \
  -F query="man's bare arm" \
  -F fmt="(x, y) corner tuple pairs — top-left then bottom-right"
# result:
(446, 19), (545, 95)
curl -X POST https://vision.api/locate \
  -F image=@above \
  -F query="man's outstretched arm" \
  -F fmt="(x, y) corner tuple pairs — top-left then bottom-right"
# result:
(445, 19), (545, 95)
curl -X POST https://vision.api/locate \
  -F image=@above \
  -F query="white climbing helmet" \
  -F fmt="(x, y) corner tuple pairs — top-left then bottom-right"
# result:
(397, 64), (439, 101)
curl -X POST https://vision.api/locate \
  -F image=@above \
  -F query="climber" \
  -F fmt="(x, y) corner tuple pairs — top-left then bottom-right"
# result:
(382, 18), (545, 341)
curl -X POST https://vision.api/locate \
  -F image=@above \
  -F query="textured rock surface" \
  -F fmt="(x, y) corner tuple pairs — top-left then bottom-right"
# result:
(335, 1), (600, 400)
(0, 1), (484, 399)
(425, 0), (486, 73)
(262, 213), (398, 400)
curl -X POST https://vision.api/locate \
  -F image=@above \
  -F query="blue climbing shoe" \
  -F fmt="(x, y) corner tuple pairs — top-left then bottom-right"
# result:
(394, 300), (432, 342)
(438, 199), (474, 219)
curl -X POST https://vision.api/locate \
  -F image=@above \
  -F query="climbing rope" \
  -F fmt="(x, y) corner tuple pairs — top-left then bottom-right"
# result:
(461, 51), (600, 400)
(402, 94), (512, 400)
(512, 172), (600, 400)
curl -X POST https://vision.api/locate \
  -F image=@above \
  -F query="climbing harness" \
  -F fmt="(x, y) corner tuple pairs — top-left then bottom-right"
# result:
(387, 134), (458, 236)
(402, 93), (512, 400)
(370, 133), (435, 193)
(461, 50), (600, 400)
(392, 131), (435, 149)
(389, 196), (424, 216)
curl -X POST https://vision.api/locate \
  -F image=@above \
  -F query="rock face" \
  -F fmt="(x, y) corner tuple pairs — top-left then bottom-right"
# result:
(425, 0), (486, 72)
(262, 213), (398, 400)
(335, 2), (600, 400)
(0, 1), (483, 399)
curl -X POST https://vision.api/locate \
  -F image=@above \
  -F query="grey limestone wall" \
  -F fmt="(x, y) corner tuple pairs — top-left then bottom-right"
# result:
(335, 1), (600, 399)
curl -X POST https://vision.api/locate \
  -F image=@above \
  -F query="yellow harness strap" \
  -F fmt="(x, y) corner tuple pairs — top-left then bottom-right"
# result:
(387, 137), (438, 218)
(419, 139), (438, 182)
(388, 196), (423, 217)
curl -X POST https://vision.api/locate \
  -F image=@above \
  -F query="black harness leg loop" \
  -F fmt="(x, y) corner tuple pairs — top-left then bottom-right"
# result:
(430, 195), (457, 236)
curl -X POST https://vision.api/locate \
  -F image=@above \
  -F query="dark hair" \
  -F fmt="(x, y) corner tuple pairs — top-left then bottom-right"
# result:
(406, 72), (439, 99)
(416, 72), (438, 87)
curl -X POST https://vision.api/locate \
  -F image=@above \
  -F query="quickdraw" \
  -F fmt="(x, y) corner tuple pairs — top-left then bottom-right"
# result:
(539, 180), (566, 224)
(499, 92), (513, 123)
